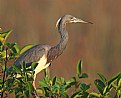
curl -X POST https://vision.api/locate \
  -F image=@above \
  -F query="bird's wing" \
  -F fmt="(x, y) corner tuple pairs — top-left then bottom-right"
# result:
(14, 44), (51, 68)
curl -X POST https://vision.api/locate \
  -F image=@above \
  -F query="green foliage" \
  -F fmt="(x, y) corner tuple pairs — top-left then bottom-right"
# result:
(0, 30), (37, 98)
(0, 30), (121, 98)
(37, 60), (121, 98)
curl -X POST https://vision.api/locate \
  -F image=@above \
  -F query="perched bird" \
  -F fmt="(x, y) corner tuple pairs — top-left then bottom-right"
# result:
(8, 14), (92, 92)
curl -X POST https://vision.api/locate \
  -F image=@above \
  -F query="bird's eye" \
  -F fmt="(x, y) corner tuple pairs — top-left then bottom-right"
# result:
(70, 17), (74, 20)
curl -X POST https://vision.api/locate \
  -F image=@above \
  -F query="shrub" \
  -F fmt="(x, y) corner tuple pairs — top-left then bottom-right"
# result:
(0, 30), (120, 98)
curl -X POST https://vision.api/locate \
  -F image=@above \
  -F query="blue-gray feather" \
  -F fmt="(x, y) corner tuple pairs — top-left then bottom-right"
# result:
(9, 44), (51, 70)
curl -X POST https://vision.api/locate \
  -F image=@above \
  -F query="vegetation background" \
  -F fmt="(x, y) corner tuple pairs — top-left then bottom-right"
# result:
(0, 0), (121, 94)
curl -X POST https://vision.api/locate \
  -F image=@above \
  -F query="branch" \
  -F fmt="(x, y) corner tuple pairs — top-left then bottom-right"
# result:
(1, 48), (8, 98)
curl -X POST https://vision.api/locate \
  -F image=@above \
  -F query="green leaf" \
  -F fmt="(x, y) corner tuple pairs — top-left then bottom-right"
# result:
(12, 64), (21, 74)
(70, 90), (81, 98)
(2, 65), (5, 71)
(98, 73), (107, 82)
(117, 78), (121, 90)
(108, 73), (121, 87)
(43, 68), (50, 79)
(0, 45), (4, 52)
(70, 77), (76, 82)
(69, 81), (77, 86)
(6, 68), (12, 77)
(111, 83), (117, 90)
(89, 92), (101, 98)
(52, 76), (56, 86)
(60, 92), (69, 98)
(27, 82), (34, 96)
(77, 59), (83, 76)
(27, 76), (34, 82)
(5, 42), (13, 48)
(65, 84), (72, 90)
(7, 78), (14, 88)
(20, 44), (35, 55)
(15, 87), (21, 95)
(16, 77), (25, 85)
(81, 92), (89, 98)
(79, 83), (90, 92)
(57, 77), (65, 84)
(11, 43), (20, 54)
(94, 79), (105, 95)
(44, 87), (50, 97)
(0, 30), (12, 44)
(103, 86), (110, 95)
(0, 50), (6, 58)
(39, 80), (48, 87)
(79, 73), (88, 78)
(24, 90), (29, 98)
(44, 69), (47, 78)
(15, 94), (24, 98)
(31, 62), (38, 71)
(22, 61), (26, 72)
(65, 77), (77, 90)
(51, 84), (60, 90)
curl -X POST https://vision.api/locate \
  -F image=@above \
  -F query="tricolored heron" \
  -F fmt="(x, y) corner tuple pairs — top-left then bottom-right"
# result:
(8, 14), (92, 96)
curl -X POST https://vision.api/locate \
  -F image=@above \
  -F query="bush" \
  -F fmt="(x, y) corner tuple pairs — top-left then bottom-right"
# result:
(0, 30), (121, 98)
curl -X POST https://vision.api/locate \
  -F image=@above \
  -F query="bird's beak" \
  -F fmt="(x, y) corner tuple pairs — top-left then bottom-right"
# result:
(72, 17), (93, 24)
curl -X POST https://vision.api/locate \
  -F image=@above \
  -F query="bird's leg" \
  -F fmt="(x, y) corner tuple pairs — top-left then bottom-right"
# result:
(31, 75), (39, 97)
(33, 80), (36, 90)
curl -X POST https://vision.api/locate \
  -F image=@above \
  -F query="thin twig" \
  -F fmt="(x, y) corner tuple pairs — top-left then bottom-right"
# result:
(1, 48), (8, 98)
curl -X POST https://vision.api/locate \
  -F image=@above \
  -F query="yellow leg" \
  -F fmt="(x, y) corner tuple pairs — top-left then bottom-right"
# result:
(32, 75), (39, 98)
(33, 80), (36, 90)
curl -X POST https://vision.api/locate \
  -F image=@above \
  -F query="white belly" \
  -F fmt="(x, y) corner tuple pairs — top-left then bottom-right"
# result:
(35, 55), (50, 75)
(16, 55), (50, 79)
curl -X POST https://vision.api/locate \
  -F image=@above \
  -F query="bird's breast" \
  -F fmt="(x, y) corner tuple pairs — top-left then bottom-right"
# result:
(47, 47), (61, 63)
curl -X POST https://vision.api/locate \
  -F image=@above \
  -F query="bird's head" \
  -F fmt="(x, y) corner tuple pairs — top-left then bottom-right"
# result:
(56, 14), (92, 28)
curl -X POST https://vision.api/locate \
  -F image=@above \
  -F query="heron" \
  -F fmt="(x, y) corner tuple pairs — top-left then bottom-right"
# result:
(8, 14), (92, 96)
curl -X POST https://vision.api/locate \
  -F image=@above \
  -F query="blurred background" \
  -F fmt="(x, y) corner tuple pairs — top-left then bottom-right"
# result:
(0, 0), (121, 94)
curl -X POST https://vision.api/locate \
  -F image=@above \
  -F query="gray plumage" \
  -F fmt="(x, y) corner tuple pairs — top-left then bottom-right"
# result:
(7, 15), (92, 92)
(15, 44), (51, 67)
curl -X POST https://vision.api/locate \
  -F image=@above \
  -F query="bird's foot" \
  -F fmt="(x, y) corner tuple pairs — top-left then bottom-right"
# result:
(32, 90), (39, 98)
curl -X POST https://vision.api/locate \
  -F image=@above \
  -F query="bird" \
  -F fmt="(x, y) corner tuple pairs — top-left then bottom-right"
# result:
(7, 14), (92, 95)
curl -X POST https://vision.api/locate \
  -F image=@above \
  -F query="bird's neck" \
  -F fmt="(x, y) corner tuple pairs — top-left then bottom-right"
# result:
(47, 20), (68, 63)
(57, 22), (68, 54)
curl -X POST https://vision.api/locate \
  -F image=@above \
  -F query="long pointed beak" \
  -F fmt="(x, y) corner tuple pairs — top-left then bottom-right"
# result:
(76, 18), (93, 24)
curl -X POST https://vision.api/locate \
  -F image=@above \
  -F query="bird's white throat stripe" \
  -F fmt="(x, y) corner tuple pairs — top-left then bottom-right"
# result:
(35, 55), (50, 75)
(56, 17), (61, 27)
